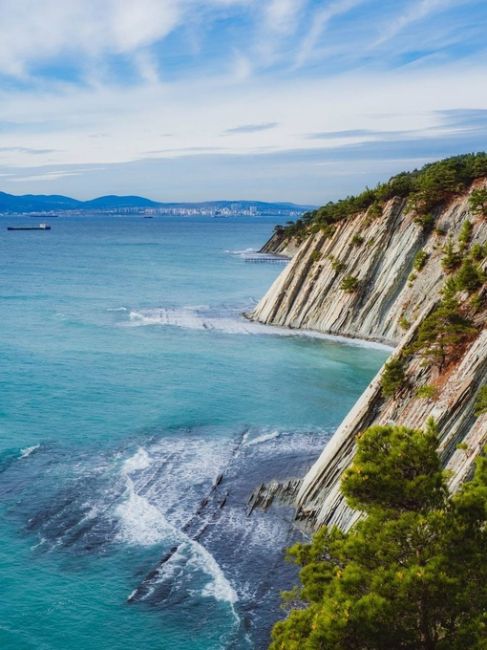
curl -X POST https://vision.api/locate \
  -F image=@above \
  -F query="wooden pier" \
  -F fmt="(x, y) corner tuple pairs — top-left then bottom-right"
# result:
(243, 255), (290, 264)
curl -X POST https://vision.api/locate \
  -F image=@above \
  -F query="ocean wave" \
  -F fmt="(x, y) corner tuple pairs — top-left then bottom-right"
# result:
(125, 306), (264, 335)
(243, 430), (281, 446)
(122, 447), (151, 474)
(121, 305), (393, 349)
(116, 447), (238, 607)
(19, 444), (40, 459)
(188, 540), (238, 604)
(115, 486), (178, 547)
(225, 247), (256, 256)
(116, 447), (178, 547)
(8, 426), (327, 645)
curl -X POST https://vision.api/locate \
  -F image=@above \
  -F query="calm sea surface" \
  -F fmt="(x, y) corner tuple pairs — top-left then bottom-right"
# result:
(0, 215), (387, 649)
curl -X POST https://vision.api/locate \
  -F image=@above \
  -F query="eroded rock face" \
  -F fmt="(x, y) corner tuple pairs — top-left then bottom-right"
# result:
(259, 230), (301, 257)
(253, 185), (486, 345)
(295, 326), (487, 531)
(252, 182), (487, 531)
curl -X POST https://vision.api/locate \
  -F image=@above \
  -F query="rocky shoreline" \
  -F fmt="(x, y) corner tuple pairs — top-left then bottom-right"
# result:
(250, 180), (487, 531)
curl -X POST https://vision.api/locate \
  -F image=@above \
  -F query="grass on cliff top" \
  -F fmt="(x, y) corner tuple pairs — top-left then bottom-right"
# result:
(277, 152), (487, 240)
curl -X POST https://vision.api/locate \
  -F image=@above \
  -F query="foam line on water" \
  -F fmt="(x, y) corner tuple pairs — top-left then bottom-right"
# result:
(116, 447), (179, 546)
(225, 247), (256, 256)
(189, 540), (238, 604)
(243, 430), (281, 446)
(116, 447), (239, 609)
(123, 306), (393, 350)
(19, 444), (40, 459)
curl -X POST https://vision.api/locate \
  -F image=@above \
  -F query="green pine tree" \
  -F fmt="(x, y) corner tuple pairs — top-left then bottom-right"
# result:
(270, 422), (487, 650)
(414, 298), (475, 370)
(469, 188), (487, 218)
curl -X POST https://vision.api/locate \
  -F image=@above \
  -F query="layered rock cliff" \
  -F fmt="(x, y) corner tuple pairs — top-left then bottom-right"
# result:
(253, 183), (485, 346)
(259, 230), (300, 257)
(251, 178), (487, 531)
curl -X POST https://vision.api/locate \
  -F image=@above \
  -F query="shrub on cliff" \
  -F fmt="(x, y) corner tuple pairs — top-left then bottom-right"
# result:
(413, 249), (429, 272)
(270, 423), (487, 650)
(366, 201), (383, 220)
(351, 234), (364, 247)
(471, 242), (487, 261)
(328, 255), (346, 273)
(458, 219), (473, 249)
(413, 211), (435, 232)
(339, 275), (359, 293)
(441, 238), (461, 272)
(414, 297), (475, 370)
(380, 357), (407, 398)
(469, 188), (487, 218)
(454, 258), (484, 293)
(415, 384), (439, 400)
(475, 386), (487, 416)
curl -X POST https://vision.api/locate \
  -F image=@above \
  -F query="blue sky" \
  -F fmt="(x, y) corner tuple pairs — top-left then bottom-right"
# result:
(0, 0), (486, 203)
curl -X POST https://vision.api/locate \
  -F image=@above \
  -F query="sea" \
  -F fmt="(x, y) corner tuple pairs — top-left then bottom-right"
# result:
(0, 215), (388, 650)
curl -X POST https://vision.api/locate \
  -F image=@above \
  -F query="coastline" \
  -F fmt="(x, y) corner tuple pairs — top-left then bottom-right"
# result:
(242, 311), (395, 351)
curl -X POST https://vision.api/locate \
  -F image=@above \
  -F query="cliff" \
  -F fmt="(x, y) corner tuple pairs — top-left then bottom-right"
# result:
(251, 174), (487, 531)
(253, 183), (485, 346)
(259, 230), (301, 257)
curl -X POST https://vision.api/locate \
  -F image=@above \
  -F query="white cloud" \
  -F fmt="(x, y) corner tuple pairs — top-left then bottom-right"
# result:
(373, 0), (460, 46)
(294, 0), (366, 68)
(231, 52), (253, 81)
(0, 0), (182, 77)
(0, 0), (485, 202)
(0, 62), (486, 173)
(10, 170), (85, 182)
(0, 0), (256, 79)
(264, 0), (306, 34)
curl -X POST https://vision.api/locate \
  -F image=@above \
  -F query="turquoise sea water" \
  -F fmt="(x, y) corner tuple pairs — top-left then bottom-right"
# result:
(0, 216), (387, 649)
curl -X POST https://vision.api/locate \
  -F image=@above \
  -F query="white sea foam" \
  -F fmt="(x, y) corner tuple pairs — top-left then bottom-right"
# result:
(226, 247), (256, 256)
(189, 540), (238, 604)
(116, 447), (178, 546)
(20, 444), (40, 459)
(243, 430), (281, 446)
(115, 444), (238, 609)
(30, 536), (47, 550)
(115, 487), (177, 546)
(122, 305), (393, 349)
(126, 307), (257, 335)
(122, 447), (152, 474)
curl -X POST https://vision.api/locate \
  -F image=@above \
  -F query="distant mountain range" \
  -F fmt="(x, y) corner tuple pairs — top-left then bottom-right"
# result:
(0, 192), (314, 215)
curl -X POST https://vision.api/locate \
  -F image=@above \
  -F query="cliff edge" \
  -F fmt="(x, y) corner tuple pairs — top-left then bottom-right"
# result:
(251, 156), (487, 530)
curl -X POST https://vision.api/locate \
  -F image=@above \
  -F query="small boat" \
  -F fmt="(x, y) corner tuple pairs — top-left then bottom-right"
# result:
(7, 223), (51, 231)
(143, 216), (154, 219)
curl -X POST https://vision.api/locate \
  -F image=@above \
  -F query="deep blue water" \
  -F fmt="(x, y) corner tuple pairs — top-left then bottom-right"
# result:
(0, 215), (387, 649)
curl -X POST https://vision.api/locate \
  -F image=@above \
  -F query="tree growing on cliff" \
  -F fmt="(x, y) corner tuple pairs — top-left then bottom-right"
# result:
(414, 297), (475, 370)
(469, 188), (487, 219)
(441, 238), (461, 273)
(475, 386), (487, 416)
(270, 422), (487, 650)
(380, 357), (407, 398)
(455, 258), (484, 293)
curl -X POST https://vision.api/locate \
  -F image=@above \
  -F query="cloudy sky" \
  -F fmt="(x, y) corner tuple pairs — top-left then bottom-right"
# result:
(0, 0), (486, 203)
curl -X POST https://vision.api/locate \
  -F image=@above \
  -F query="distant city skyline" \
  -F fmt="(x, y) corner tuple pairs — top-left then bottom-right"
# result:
(0, 0), (486, 204)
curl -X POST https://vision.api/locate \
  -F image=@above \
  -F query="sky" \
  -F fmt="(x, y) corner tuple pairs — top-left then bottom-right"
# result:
(0, 0), (486, 204)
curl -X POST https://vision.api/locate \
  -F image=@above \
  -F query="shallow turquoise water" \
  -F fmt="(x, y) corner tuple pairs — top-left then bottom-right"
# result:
(0, 216), (387, 649)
